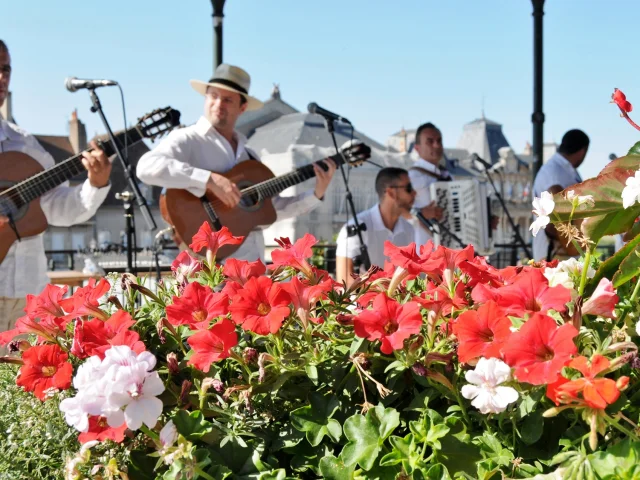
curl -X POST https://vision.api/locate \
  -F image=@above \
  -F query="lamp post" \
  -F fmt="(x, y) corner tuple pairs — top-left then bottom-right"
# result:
(211, 0), (226, 71)
(531, 0), (545, 180)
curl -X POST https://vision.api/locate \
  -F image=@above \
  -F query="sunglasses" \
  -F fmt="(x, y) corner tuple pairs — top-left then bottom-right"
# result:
(388, 183), (414, 193)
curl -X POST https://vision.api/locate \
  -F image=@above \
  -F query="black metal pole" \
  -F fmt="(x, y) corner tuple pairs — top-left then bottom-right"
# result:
(532, 0), (545, 180)
(211, 0), (226, 70)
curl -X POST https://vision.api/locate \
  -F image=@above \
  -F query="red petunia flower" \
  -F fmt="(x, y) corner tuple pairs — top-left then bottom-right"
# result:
(414, 281), (468, 319)
(419, 244), (475, 282)
(78, 415), (127, 444)
(0, 315), (68, 346)
(25, 284), (68, 321)
(281, 276), (333, 325)
(189, 222), (244, 260)
(59, 278), (111, 320)
(452, 301), (513, 363)
(502, 313), (578, 385)
(228, 276), (291, 335)
(271, 234), (317, 278)
(223, 258), (266, 285)
(472, 268), (571, 316)
(547, 355), (626, 409)
(612, 88), (633, 113)
(581, 278), (618, 318)
(166, 282), (229, 330)
(383, 241), (424, 276)
(171, 250), (202, 283)
(16, 344), (73, 401)
(71, 310), (145, 359)
(187, 318), (238, 372)
(458, 255), (504, 288)
(353, 293), (423, 354)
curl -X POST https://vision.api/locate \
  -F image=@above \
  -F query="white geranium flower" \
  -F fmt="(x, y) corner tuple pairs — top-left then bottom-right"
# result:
(160, 420), (178, 448)
(621, 170), (640, 209)
(461, 358), (519, 414)
(530, 191), (555, 237)
(544, 258), (595, 290)
(60, 346), (164, 433)
(636, 321), (640, 337)
(565, 190), (595, 210)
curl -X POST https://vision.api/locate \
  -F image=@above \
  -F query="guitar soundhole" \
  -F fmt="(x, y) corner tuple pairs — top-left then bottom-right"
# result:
(237, 181), (262, 211)
(0, 181), (26, 222)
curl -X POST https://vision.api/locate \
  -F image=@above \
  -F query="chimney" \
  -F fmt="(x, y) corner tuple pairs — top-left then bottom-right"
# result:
(0, 91), (15, 123)
(523, 141), (532, 156)
(69, 109), (87, 153)
(398, 127), (407, 153)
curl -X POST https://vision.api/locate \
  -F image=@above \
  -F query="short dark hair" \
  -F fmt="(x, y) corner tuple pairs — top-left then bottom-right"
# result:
(375, 167), (409, 198)
(0, 40), (8, 54)
(415, 122), (440, 145)
(558, 129), (589, 155)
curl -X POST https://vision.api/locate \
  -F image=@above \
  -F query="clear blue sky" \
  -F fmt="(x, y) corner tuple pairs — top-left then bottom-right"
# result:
(4, 0), (640, 181)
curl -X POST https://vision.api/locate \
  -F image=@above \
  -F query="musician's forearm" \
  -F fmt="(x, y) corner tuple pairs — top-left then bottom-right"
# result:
(136, 154), (211, 196)
(336, 257), (354, 287)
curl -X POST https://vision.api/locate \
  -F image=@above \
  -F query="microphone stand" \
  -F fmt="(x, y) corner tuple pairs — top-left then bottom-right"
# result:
(481, 166), (532, 260)
(87, 88), (157, 275)
(324, 119), (371, 270)
(416, 212), (467, 249)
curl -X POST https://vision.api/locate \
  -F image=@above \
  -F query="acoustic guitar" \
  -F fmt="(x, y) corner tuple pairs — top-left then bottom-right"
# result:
(0, 107), (181, 263)
(159, 142), (371, 260)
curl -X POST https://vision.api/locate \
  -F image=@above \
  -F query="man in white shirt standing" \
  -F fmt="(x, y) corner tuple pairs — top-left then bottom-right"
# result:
(136, 64), (337, 262)
(407, 123), (450, 249)
(335, 167), (416, 286)
(0, 40), (112, 334)
(532, 129), (589, 261)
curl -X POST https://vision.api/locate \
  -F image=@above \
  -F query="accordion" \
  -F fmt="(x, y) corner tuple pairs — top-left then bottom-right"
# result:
(428, 179), (493, 255)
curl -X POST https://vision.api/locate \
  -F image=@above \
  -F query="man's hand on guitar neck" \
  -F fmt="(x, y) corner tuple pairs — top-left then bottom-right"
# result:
(82, 141), (112, 188)
(207, 172), (242, 208)
(312, 159), (337, 200)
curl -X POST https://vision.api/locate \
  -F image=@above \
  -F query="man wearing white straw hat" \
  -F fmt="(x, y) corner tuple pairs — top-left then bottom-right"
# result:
(137, 64), (337, 262)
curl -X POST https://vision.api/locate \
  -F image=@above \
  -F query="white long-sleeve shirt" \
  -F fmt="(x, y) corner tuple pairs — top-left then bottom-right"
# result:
(408, 158), (451, 248)
(136, 116), (322, 262)
(0, 118), (111, 298)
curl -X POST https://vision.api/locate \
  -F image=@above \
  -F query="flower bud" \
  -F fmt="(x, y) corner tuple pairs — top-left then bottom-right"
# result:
(335, 314), (354, 326)
(166, 353), (179, 375)
(212, 379), (225, 394)
(8, 340), (30, 353)
(411, 362), (427, 377)
(243, 347), (258, 365)
(616, 376), (630, 391)
(179, 380), (193, 406)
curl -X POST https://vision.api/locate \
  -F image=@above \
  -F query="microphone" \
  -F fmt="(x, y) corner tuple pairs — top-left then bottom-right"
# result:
(471, 153), (494, 171)
(609, 153), (617, 161)
(307, 102), (351, 125)
(65, 77), (118, 92)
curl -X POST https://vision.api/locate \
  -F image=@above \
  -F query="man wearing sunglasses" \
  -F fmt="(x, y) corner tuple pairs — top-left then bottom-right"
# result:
(336, 167), (416, 287)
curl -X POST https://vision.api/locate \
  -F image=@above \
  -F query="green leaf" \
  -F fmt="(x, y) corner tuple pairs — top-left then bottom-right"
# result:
(290, 393), (342, 446)
(590, 439), (640, 479)
(424, 463), (452, 480)
(521, 410), (544, 445)
(426, 423), (450, 451)
(434, 434), (482, 477)
(172, 410), (213, 441)
(128, 450), (157, 480)
(341, 406), (400, 471)
(319, 455), (356, 480)
(613, 242), (640, 287)
(305, 364), (319, 386)
(591, 231), (640, 291)
(379, 434), (418, 472)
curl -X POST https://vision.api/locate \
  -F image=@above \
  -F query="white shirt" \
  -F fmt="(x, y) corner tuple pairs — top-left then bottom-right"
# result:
(136, 116), (322, 262)
(335, 203), (415, 268)
(532, 151), (582, 260)
(0, 118), (111, 298)
(407, 158), (451, 248)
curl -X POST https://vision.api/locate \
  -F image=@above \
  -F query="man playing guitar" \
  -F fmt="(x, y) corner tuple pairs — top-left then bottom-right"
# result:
(0, 40), (112, 337)
(136, 64), (337, 262)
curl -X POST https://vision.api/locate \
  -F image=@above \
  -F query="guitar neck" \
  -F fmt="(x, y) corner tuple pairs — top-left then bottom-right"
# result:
(6, 126), (145, 207)
(242, 151), (346, 200)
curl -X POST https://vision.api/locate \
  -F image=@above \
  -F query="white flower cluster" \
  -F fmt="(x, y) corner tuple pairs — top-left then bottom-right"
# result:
(544, 258), (595, 290)
(461, 358), (519, 414)
(622, 170), (640, 209)
(59, 345), (165, 432)
(530, 191), (555, 237)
